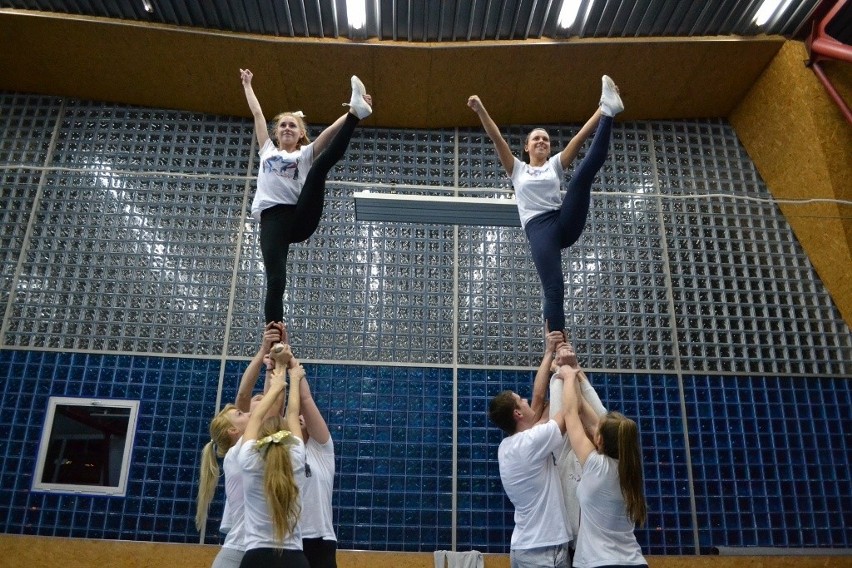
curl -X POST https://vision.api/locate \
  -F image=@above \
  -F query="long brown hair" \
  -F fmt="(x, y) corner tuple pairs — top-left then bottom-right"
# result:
(257, 415), (301, 543)
(597, 412), (647, 526)
(195, 404), (238, 531)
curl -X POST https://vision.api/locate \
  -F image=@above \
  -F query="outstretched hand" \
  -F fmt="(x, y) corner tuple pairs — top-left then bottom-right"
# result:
(240, 68), (253, 86)
(467, 95), (484, 113)
(554, 341), (580, 369)
(261, 322), (282, 353)
(545, 330), (564, 355)
(269, 342), (293, 375)
(268, 364), (287, 390)
(558, 364), (580, 382)
(288, 364), (306, 381)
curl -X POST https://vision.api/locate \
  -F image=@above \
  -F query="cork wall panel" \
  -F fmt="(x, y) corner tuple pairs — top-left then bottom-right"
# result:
(730, 40), (852, 326)
(0, 535), (219, 568)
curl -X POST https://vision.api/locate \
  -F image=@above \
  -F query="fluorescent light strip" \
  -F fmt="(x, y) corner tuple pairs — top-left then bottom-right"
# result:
(558, 0), (584, 29)
(754, 0), (784, 26)
(353, 191), (522, 226)
(347, 0), (367, 30)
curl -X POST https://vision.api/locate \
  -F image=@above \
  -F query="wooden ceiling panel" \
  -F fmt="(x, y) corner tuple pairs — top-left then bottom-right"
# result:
(0, 10), (785, 127)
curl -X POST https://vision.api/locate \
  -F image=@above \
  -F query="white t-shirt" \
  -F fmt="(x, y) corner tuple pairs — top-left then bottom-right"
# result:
(220, 497), (233, 534)
(573, 452), (647, 568)
(511, 155), (564, 229)
(220, 437), (246, 551)
(299, 437), (337, 541)
(238, 436), (306, 551)
(498, 419), (571, 549)
(250, 139), (316, 220)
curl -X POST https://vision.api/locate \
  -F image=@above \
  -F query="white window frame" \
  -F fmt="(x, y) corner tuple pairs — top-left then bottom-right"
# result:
(32, 396), (139, 496)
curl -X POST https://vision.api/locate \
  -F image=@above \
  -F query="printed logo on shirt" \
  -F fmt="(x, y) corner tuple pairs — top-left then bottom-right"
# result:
(263, 155), (300, 179)
(524, 164), (548, 177)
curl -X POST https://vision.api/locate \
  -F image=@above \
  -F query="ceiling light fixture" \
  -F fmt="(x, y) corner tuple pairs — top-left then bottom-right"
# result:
(558, 0), (584, 29)
(142, 0), (154, 13)
(346, 0), (367, 30)
(753, 0), (784, 26)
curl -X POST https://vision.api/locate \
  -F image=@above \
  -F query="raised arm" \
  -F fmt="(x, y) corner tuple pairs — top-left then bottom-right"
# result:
(243, 364), (286, 442)
(558, 108), (603, 169)
(467, 95), (515, 176)
(577, 370), (605, 438)
(532, 330), (565, 423)
(578, 370), (606, 416)
(262, 336), (293, 419)
(240, 68), (271, 148)
(285, 365), (304, 440)
(299, 372), (331, 444)
(560, 365), (596, 465)
(261, 323), (287, 396)
(235, 323), (281, 412)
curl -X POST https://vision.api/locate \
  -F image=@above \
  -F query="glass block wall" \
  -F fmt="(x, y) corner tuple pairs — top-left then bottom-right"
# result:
(0, 92), (849, 555)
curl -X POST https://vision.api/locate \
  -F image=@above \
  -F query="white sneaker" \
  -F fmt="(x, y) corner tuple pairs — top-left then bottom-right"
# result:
(345, 75), (372, 119)
(599, 75), (624, 117)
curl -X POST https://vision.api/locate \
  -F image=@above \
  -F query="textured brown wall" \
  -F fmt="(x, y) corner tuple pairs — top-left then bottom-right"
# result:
(730, 40), (852, 327)
(1, 9), (783, 128)
(1, 535), (851, 568)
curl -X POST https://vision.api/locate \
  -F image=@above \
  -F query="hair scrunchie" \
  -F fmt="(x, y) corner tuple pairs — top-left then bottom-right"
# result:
(255, 429), (293, 453)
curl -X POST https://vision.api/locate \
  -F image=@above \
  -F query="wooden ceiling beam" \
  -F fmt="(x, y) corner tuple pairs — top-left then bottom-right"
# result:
(0, 9), (785, 127)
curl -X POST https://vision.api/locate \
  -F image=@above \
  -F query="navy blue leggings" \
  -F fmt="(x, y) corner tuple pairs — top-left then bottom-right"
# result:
(524, 115), (613, 333)
(260, 113), (360, 323)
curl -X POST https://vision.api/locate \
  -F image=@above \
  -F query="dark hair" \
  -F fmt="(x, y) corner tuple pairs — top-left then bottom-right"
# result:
(521, 128), (549, 164)
(488, 390), (519, 435)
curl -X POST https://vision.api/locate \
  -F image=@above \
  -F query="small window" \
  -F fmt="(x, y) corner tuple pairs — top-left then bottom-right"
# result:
(33, 397), (139, 496)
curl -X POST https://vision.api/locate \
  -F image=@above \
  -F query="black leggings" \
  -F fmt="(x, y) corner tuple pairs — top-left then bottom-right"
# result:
(302, 538), (337, 568)
(260, 113), (360, 323)
(239, 548), (309, 568)
(524, 115), (613, 333)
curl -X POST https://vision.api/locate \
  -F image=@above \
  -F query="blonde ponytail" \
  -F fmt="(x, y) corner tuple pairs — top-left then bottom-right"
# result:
(195, 440), (220, 530)
(258, 415), (301, 543)
(195, 404), (239, 531)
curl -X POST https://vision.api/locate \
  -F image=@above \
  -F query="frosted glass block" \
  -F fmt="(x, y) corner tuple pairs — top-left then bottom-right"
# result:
(1, 94), (848, 376)
(0, 175), (40, 324)
(0, 93), (63, 165)
(229, 185), (456, 363)
(660, 121), (851, 375)
(333, 128), (456, 186)
(4, 166), (245, 354)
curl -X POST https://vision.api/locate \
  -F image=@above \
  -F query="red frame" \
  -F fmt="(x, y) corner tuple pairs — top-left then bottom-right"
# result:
(805, 0), (852, 124)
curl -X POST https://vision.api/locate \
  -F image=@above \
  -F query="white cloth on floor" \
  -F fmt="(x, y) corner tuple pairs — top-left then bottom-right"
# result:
(434, 550), (484, 568)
